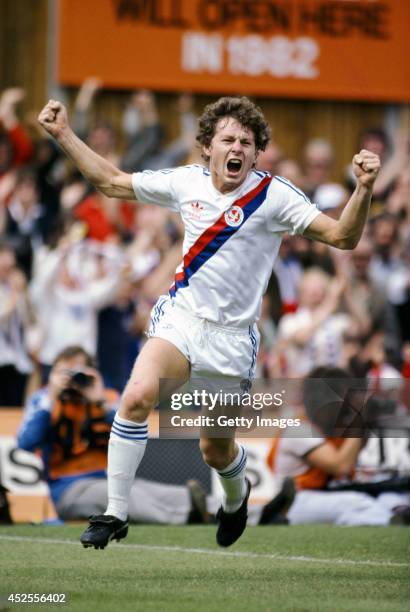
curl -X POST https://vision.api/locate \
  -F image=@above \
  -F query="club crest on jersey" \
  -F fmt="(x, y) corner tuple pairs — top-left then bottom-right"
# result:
(189, 201), (204, 219)
(224, 205), (244, 228)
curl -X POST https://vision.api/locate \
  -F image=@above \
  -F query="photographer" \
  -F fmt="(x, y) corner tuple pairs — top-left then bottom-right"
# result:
(17, 346), (208, 525)
(264, 366), (410, 525)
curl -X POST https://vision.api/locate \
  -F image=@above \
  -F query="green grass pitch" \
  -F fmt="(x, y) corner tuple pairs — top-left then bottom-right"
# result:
(0, 524), (409, 611)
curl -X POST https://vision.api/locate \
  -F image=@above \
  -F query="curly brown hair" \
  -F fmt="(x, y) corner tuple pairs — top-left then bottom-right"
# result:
(196, 96), (271, 161)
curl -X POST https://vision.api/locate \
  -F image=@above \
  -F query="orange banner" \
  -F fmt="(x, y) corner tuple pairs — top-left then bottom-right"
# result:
(57, 0), (410, 102)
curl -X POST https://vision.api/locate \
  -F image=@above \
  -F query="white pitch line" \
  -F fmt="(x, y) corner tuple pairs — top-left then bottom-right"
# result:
(0, 534), (407, 569)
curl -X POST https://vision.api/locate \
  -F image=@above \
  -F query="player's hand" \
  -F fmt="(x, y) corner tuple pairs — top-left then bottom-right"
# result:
(352, 149), (381, 189)
(38, 99), (69, 139)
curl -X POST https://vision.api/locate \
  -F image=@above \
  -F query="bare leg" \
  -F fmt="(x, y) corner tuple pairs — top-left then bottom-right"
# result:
(120, 337), (190, 421)
(200, 436), (250, 547)
(199, 437), (248, 512)
(106, 337), (190, 520)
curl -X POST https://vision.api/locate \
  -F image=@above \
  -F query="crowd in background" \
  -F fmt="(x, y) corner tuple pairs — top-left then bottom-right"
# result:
(1, 80), (410, 407)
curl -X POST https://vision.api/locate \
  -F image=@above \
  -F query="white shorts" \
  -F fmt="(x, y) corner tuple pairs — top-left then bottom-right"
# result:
(148, 295), (260, 380)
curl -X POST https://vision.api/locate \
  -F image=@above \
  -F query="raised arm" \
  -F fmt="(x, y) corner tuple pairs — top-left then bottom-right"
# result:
(38, 100), (134, 199)
(304, 149), (381, 249)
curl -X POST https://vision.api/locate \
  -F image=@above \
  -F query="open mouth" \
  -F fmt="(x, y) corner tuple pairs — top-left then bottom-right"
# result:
(226, 159), (243, 174)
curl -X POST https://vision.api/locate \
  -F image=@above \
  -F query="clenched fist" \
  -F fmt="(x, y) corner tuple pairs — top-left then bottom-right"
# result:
(38, 100), (69, 139)
(352, 149), (381, 188)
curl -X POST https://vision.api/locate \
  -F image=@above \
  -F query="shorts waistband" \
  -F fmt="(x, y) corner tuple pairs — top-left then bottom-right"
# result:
(173, 303), (253, 335)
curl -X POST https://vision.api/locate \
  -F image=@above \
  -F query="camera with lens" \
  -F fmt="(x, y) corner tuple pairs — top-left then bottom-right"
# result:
(58, 369), (96, 403)
(363, 396), (398, 429)
(68, 370), (95, 389)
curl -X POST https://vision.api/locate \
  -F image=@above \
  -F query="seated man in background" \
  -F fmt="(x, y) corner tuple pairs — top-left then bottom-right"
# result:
(265, 366), (410, 526)
(17, 345), (208, 527)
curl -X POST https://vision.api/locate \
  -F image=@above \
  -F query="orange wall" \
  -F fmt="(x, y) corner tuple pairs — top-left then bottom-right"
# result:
(57, 0), (410, 102)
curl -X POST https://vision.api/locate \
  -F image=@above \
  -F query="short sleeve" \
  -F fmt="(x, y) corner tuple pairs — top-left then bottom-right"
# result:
(266, 176), (321, 235)
(132, 168), (182, 212)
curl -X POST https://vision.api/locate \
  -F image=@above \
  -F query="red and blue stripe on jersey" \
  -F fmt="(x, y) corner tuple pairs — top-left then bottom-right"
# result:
(169, 175), (272, 297)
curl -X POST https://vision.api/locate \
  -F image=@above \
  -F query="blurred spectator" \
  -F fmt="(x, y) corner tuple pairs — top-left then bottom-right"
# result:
(149, 92), (197, 170)
(255, 142), (282, 175)
(273, 236), (303, 315)
(0, 242), (33, 406)
(272, 234), (338, 327)
(347, 331), (395, 379)
(313, 183), (348, 219)
(256, 140), (305, 189)
(368, 213), (402, 289)
(301, 138), (335, 200)
(271, 269), (362, 377)
(97, 278), (140, 393)
(275, 158), (304, 189)
(0, 88), (34, 212)
(279, 234), (335, 276)
(347, 238), (400, 349)
(381, 239), (410, 343)
(386, 160), (410, 229)
(365, 332), (402, 385)
(121, 89), (164, 171)
(0, 88), (34, 175)
(256, 275), (281, 377)
(72, 77), (102, 138)
(73, 191), (137, 243)
(17, 345), (209, 524)
(87, 122), (119, 165)
(122, 90), (197, 172)
(4, 167), (51, 276)
(401, 342), (410, 379)
(346, 128), (410, 208)
(72, 78), (120, 166)
(23, 108), (65, 219)
(127, 205), (183, 301)
(29, 236), (127, 381)
(266, 366), (410, 525)
(33, 138), (64, 219)
(59, 175), (90, 214)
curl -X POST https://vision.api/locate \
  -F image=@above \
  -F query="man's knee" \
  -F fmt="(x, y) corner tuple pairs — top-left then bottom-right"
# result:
(199, 439), (235, 470)
(120, 382), (157, 422)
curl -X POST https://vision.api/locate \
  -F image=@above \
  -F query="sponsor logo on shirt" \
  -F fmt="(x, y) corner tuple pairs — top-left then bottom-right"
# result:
(224, 205), (244, 228)
(189, 201), (204, 219)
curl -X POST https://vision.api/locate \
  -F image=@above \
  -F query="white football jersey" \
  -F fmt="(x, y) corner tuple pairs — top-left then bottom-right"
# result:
(132, 165), (321, 327)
